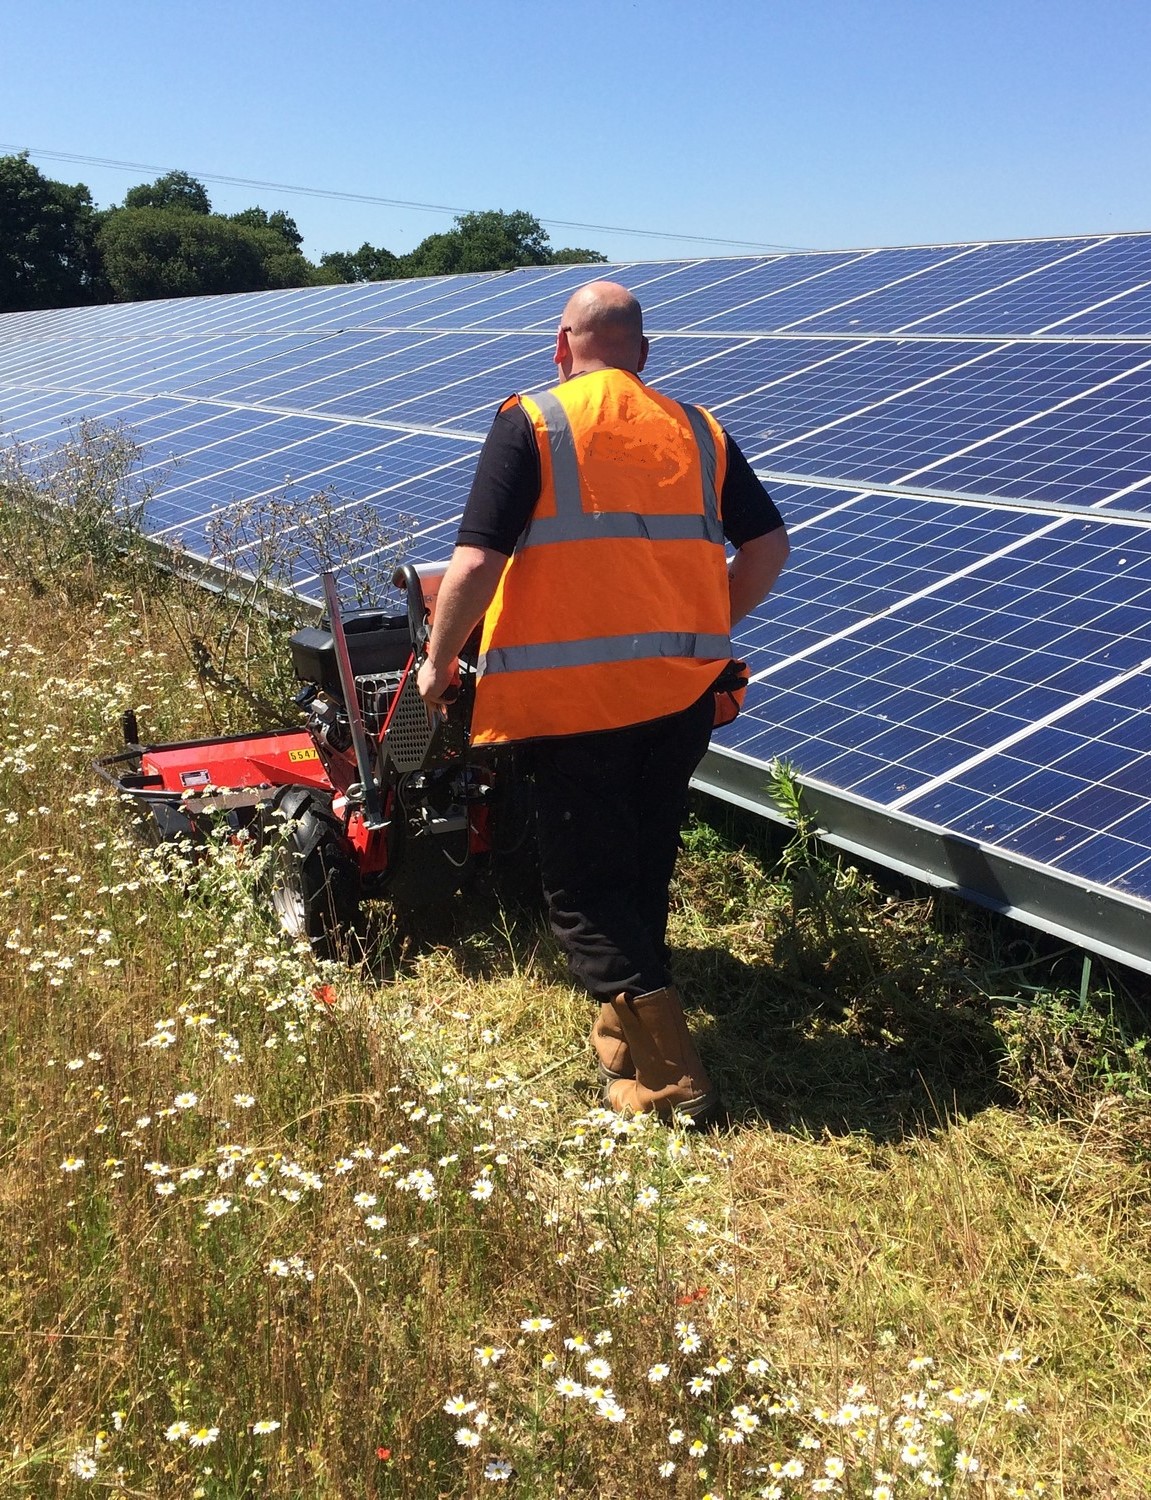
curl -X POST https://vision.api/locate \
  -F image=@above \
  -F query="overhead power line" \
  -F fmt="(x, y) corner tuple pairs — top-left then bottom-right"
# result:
(1, 144), (806, 253)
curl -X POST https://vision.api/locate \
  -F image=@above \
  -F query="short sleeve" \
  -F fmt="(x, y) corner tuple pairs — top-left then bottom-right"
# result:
(720, 432), (785, 548)
(455, 403), (541, 556)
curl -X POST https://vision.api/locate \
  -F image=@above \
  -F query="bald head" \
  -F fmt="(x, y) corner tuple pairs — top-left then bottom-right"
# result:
(554, 281), (648, 379)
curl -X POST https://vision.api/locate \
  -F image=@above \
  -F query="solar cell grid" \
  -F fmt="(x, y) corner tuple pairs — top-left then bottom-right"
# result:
(755, 341), (1151, 491)
(1044, 280), (1151, 336)
(392, 262), (596, 330)
(792, 238), (1101, 335)
(911, 235), (1151, 336)
(192, 331), (463, 409)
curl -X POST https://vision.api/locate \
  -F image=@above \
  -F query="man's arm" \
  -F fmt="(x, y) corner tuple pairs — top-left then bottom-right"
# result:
(728, 527), (790, 626)
(416, 545), (508, 708)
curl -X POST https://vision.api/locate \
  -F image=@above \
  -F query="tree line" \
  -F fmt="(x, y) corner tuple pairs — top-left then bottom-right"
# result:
(0, 152), (606, 314)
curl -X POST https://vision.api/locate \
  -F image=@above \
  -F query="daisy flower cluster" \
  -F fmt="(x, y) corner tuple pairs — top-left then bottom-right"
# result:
(441, 1307), (1041, 1499)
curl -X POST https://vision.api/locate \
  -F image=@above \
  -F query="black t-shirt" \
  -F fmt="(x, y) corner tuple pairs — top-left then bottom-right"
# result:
(457, 401), (785, 557)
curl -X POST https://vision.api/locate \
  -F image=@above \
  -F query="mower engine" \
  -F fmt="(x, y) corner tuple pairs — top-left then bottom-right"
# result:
(98, 564), (520, 950)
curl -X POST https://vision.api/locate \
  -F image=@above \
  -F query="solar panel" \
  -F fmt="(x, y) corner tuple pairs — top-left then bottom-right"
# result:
(5, 231), (1151, 969)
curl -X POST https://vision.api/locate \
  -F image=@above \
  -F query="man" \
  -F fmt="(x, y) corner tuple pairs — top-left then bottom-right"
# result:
(418, 281), (788, 1125)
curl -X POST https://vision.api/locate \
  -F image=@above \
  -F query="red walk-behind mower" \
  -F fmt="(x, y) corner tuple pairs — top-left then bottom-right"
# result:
(98, 564), (530, 949)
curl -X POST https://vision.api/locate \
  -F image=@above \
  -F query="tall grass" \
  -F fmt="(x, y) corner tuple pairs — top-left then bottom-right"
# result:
(2, 435), (1150, 1496)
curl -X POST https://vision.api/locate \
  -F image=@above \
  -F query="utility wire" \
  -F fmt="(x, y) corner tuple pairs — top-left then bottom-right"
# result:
(2, 144), (807, 253)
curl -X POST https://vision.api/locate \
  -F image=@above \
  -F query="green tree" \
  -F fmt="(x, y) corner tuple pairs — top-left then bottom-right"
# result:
(0, 152), (105, 312)
(317, 241), (401, 283)
(229, 206), (303, 249)
(550, 245), (608, 265)
(98, 208), (319, 301)
(122, 170), (212, 215)
(401, 209), (606, 277)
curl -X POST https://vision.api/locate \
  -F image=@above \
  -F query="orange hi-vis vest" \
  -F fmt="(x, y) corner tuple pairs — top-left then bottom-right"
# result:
(470, 367), (732, 745)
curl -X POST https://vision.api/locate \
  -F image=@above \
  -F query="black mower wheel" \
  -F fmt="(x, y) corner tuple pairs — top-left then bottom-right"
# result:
(266, 789), (361, 958)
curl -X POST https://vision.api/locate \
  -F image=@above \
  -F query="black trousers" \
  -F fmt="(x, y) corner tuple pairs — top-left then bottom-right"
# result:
(529, 689), (715, 1003)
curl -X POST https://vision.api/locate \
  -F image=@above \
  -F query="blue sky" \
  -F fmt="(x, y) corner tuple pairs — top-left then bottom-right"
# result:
(5, 0), (1149, 263)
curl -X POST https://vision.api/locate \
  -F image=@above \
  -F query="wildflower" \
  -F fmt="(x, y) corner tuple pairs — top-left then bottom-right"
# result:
(188, 1426), (219, 1447)
(233, 1093), (256, 1108)
(203, 1197), (233, 1217)
(554, 1376), (584, 1399)
(59, 1157), (85, 1172)
(353, 1192), (378, 1209)
(484, 1457), (514, 1481)
(252, 1419), (281, 1434)
(688, 1375), (713, 1396)
(609, 1285), (632, 1306)
(564, 1334), (590, 1353)
(596, 1397), (626, 1423)
(585, 1357), (612, 1380)
(165, 1421), (191, 1441)
(444, 1397), (477, 1415)
(173, 1092), (198, 1110)
(1003, 1396), (1028, 1414)
(998, 1347), (1022, 1363)
(455, 1427), (481, 1448)
(376, 1446), (392, 1460)
(825, 1456), (846, 1478)
(811, 1482), (836, 1495)
(520, 1315), (554, 1332)
(475, 1345), (505, 1367)
(470, 1177), (495, 1202)
(155, 1181), (176, 1197)
(688, 1438), (708, 1457)
(901, 1442), (929, 1468)
(746, 1356), (771, 1376)
(648, 1363), (671, 1383)
(871, 1487), (894, 1500)
(594, 1329), (613, 1346)
(685, 1218), (709, 1235)
(955, 1451), (979, 1473)
(658, 1459), (676, 1477)
(69, 1451), (98, 1479)
(364, 1214), (387, 1230)
(717, 1426), (742, 1445)
(907, 1355), (934, 1372)
(668, 1427), (685, 1445)
(779, 1458), (805, 1479)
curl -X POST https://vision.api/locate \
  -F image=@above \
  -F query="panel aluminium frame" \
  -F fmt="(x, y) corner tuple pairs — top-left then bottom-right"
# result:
(692, 746), (1151, 975)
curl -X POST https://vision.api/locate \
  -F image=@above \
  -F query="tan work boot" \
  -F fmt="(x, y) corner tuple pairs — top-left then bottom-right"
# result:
(604, 986), (724, 1127)
(590, 1002), (634, 1084)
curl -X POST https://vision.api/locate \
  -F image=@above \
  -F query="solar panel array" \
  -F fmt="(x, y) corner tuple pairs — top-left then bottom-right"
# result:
(4, 232), (1151, 967)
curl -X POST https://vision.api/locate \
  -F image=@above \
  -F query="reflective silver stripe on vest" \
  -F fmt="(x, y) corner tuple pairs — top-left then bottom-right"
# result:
(680, 402), (722, 532)
(525, 510), (718, 545)
(480, 630), (733, 677)
(520, 391), (724, 548)
(530, 389), (583, 519)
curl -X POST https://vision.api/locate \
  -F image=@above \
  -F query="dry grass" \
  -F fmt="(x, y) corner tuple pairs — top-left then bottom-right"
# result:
(1, 544), (1150, 1496)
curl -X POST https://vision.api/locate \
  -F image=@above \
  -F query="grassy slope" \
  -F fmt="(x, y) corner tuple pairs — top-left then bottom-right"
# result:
(1, 569), (1150, 1499)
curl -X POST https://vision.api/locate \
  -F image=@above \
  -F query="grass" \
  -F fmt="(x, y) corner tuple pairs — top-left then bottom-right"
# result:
(2, 442), (1151, 1496)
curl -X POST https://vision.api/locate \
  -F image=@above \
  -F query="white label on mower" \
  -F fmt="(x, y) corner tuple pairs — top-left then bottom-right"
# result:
(180, 769), (212, 787)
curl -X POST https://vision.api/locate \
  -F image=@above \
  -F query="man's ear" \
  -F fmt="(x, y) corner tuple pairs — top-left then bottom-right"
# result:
(554, 325), (572, 371)
(637, 335), (650, 374)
